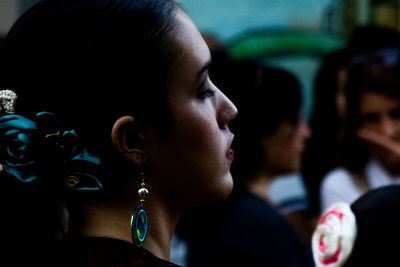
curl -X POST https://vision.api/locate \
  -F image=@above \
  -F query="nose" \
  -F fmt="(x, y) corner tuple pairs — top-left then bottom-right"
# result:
(379, 117), (396, 137)
(217, 90), (238, 129)
(301, 122), (312, 140)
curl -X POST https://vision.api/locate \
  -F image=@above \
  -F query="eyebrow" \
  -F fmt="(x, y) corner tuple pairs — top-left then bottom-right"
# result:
(197, 60), (212, 78)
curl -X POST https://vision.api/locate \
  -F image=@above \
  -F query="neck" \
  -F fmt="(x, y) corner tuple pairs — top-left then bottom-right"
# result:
(78, 195), (180, 262)
(245, 171), (273, 203)
(142, 194), (181, 260)
(376, 158), (400, 177)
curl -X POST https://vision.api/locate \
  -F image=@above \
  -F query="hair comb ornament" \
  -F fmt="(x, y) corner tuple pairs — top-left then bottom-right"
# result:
(312, 202), (357, 267)
(0, 90), (102, 191)
(0, 90), (17, 114)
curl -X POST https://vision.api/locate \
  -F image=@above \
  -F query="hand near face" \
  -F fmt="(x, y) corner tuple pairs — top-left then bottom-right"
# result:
(357, 128), (400, 155)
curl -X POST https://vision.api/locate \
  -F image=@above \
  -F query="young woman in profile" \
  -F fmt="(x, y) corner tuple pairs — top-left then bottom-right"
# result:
(0, 0), (237, 266)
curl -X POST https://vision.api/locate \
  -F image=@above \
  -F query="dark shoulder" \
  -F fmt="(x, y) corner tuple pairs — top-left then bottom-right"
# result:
(53, 237), (181, 267)
(229, 191), (280, 222)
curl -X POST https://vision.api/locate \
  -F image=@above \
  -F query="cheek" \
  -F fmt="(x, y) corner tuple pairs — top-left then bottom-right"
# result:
(394, 121), (400, 136)
(169, 121), (232, 204)
(291, 135), (304, 163)
(269, 136), (301, 172)
(160, 109), (227, 184)
(362, 121), (378, 132)
(176, 110), (221, 154)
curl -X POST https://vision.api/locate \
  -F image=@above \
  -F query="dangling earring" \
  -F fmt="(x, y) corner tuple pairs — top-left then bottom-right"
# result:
(131, 171), (149, 247)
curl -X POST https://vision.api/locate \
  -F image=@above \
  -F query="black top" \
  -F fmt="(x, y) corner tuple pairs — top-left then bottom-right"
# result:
(186, 191), (315, 267)
(53, 237), (182, 267)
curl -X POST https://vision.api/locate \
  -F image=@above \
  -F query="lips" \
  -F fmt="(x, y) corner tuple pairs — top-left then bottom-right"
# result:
(226, 136), (235, 160)
(226, 148), (234, 160)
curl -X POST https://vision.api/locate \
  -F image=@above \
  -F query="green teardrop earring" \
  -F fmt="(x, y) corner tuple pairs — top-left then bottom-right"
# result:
(131, 171), (149, 247)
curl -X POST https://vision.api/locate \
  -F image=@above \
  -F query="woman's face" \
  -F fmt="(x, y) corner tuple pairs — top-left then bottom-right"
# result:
(261, 119), (311, 176)
(359, 91), (400, 172)
(144, 10), (237, 208)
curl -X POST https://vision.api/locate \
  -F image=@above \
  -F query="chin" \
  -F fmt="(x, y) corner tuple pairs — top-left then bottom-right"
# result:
(215, 176), (234, 201)
(185, 174), (233, 208)
(381, 158), (400, 175)
(206, 173), (234, 205)
(275, 164), (300, 177)
(217, 174), (234, 200)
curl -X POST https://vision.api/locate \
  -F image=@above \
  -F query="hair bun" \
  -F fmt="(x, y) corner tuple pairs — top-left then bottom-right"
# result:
(312, 202), (357, 267)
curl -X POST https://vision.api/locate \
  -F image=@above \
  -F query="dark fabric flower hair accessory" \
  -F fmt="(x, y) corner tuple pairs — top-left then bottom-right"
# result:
(0, 90), (103, 191)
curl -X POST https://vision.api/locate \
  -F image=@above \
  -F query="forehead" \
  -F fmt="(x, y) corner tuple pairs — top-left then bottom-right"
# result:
(172, 10), (209, 54)
(166, 10), (211, 83)
(360, 91), (400, 113)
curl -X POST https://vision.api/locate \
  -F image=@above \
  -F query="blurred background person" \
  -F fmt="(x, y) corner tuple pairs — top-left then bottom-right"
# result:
(302, 25), (400, 219)
(301, 48), (352, 218)
(320, 56), (400, 211)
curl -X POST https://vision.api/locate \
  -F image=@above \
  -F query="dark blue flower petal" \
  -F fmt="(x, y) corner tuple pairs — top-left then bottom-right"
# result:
(62, 129), (103, 191)
(64, 172), (103, 191)
(0, 115), (38, 182)
(0, 112), (103, 190)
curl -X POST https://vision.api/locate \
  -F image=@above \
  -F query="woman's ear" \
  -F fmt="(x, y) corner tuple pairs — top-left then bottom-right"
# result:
(111, 115), (145, 166)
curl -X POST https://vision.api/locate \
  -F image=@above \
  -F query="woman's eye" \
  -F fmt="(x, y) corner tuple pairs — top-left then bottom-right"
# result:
(390, 108), (400, 119)
(198, 87), (216, 99)
(362, 113), (380, 124)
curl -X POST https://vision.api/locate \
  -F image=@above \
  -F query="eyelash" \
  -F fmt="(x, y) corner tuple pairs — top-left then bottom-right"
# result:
(198, 85), (216, 99)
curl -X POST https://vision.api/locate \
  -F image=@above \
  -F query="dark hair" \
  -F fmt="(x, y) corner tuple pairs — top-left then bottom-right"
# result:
(0, 0), (178, 256)
(301, 49), (353, 215)
(222, 60), (302, 185)
(0, 0), (178, 188)
(342, 63), (400, 173)
(344, 185), (400, 266)
(347, 25), (400, 55)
